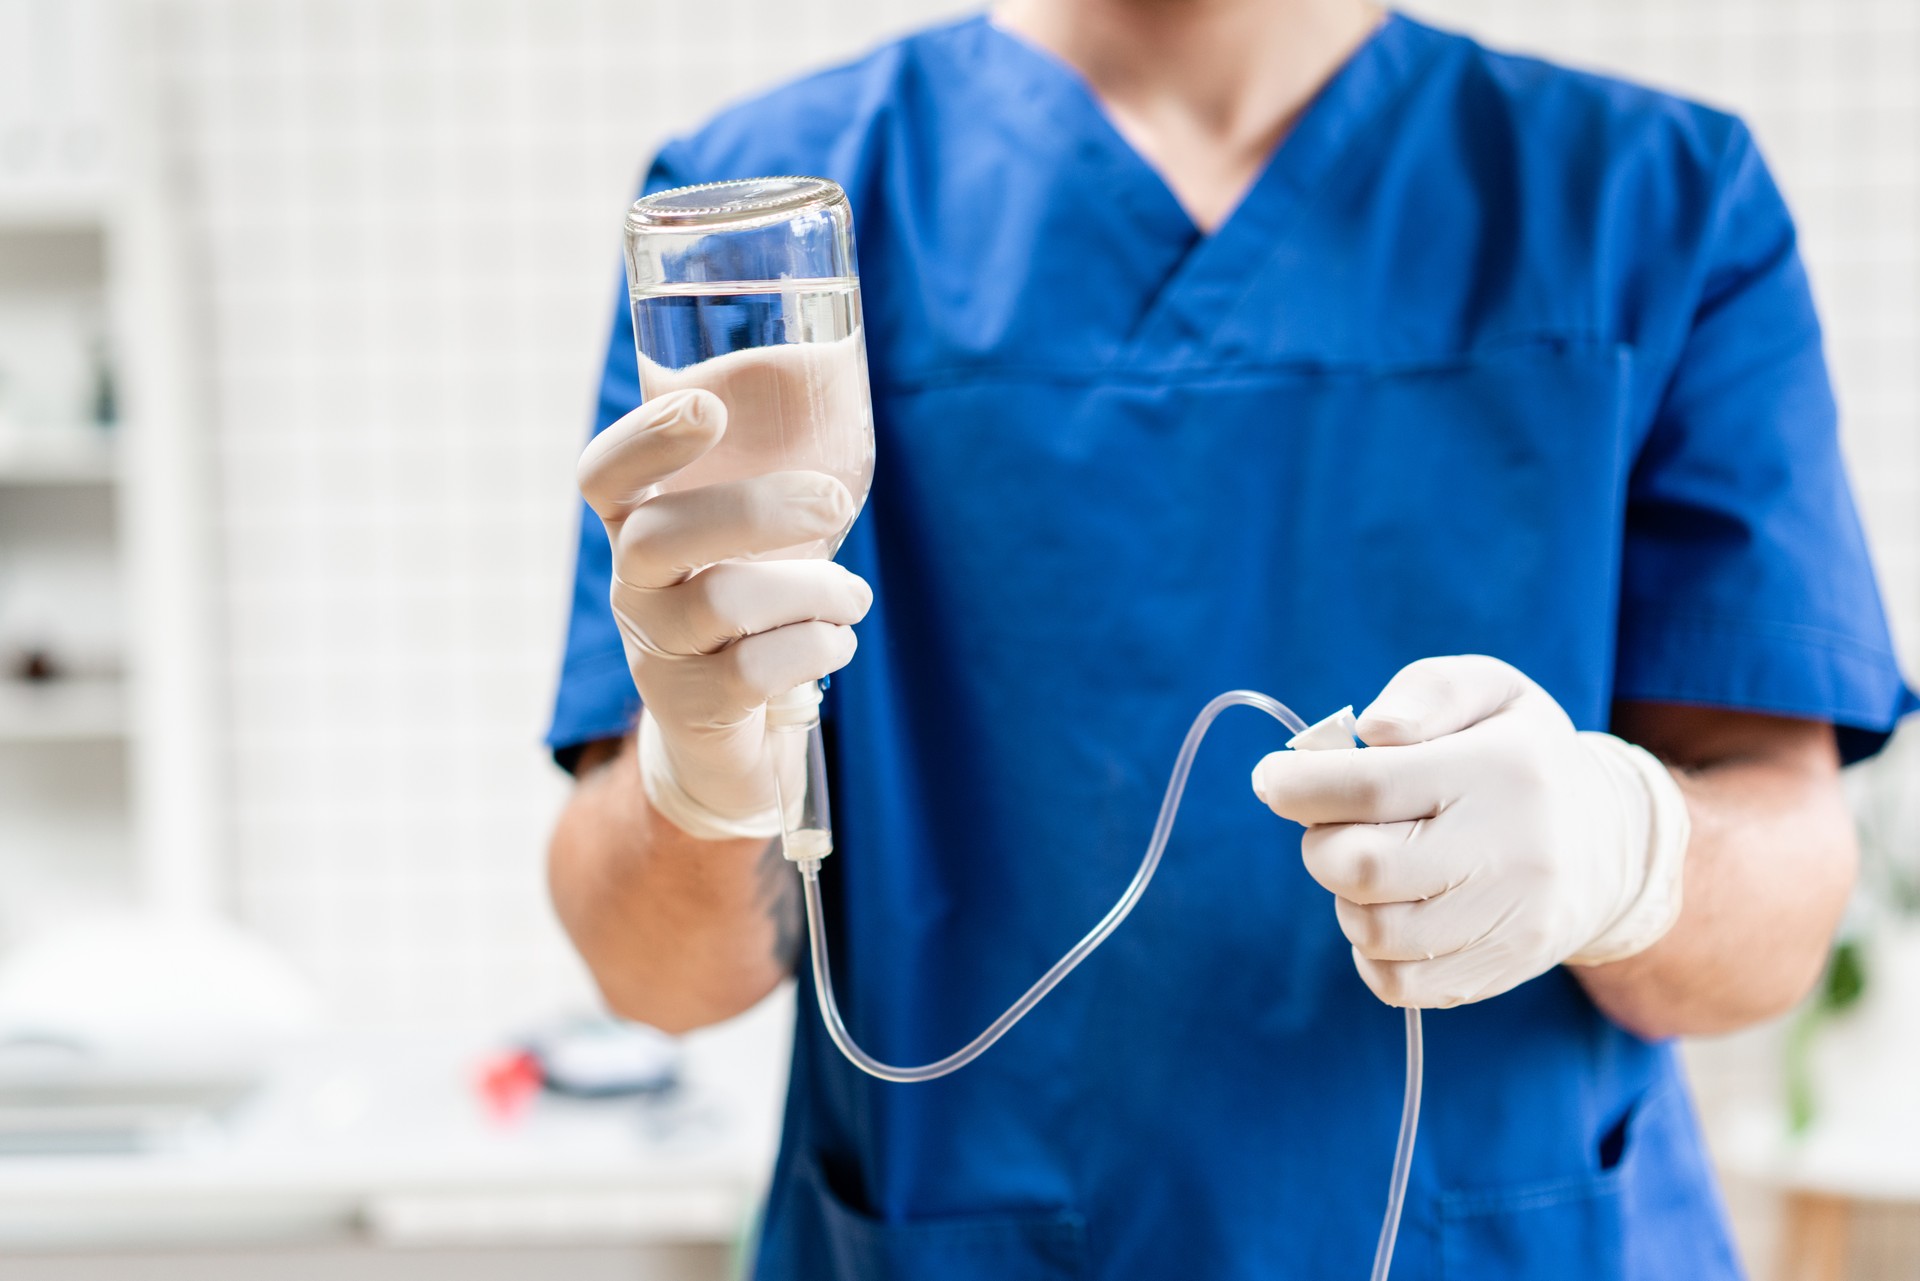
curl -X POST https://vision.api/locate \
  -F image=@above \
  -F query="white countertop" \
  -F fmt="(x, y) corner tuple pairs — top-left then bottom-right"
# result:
(0, 993), (794, 1250)
(1718, 1105), (1920, 1205)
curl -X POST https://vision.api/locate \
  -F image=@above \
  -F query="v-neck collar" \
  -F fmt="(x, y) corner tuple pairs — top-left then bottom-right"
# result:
(966, 11), (1439, 365)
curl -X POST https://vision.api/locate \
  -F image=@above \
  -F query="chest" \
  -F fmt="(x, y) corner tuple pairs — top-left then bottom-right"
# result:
(842, 341), (1637, 735)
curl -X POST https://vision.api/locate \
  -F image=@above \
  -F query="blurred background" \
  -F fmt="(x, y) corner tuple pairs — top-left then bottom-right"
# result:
(0, 1), (1914, 1278)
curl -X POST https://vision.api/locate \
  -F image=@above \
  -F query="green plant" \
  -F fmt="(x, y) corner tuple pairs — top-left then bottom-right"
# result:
(1784, 937), (1868, 1135)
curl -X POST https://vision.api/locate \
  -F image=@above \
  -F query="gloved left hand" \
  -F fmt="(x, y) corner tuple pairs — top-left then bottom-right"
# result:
(1251, 655), (1690, 1009)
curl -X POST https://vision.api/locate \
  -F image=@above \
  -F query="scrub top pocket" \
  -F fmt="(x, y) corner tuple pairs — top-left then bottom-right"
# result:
(798, 1149), (1087, 1281)
(1432, 1078), (1721, 1281)
(1438, 1168), (1628, 1281)
(1434, 1081), (1653, 1281)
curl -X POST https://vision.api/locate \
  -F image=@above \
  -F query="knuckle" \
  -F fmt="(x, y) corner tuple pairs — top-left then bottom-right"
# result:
(615, 509), (673, 577)
(838, 567), (876, 621)
(1367, 960), (1408, 1004)
(1348, 850), (1385, 897)
(714, 641), (765, 703)
(1511, 919), (1555, 959)
(802, 621), (856, 676)
(1460, 654), (1512, 680)
(1339, 759), (1388, 813)
(1299, 824), (1345, 876)
(1512, 840), (1557, 885)
(1511, 751), (1555, 793)
(802, 563), (860, 623)
(653, 654), (726, 722)
(609, 590), (665, 653)
(1307, 827), (1387, 899)
(675, 576), (731, 651)
(1341, 902), (1382, 952)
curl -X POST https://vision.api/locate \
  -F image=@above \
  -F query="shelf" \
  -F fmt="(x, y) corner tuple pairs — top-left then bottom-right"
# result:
(0, 433), (117, 485)
(0, 191), (111, 232)
(0, 679), (126, 743)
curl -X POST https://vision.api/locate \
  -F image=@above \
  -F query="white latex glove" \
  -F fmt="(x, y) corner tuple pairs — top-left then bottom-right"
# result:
(1251, 656), (1690, 1009)
(577, 388), (871, 841)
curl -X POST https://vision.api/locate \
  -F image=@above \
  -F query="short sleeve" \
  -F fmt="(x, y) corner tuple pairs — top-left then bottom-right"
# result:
(1615, 122), (1916, 762)
(545, 145), (693, 769)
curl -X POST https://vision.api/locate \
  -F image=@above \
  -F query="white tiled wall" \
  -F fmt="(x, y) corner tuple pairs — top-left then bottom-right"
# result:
(159, 0), (1917, 1033)
(154, 0), (968, 1033)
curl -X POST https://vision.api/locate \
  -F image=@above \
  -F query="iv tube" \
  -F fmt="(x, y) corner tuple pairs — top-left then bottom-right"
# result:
(625, 178), (1416, 1274)
(772, 690), (1423, 1281)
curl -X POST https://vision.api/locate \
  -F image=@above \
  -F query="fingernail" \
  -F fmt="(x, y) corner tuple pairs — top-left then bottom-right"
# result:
(1355, 712), (1416, 746)
(645, 389), (709, 433)
(810, 476), (853, 520)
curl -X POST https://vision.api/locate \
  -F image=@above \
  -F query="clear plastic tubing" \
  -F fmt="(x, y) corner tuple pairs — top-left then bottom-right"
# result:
(776, 690), (1423, 1281)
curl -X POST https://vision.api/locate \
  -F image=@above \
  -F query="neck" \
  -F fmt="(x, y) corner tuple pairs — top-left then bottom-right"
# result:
(993, 0), (1383, 229)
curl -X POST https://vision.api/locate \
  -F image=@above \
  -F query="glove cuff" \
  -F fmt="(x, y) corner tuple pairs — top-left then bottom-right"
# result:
(638, 709), (786, 843)
(1566, 732), (1691, 967)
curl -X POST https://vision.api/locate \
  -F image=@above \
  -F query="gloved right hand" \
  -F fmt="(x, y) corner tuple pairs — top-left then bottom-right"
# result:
(577, 388), (872, 841)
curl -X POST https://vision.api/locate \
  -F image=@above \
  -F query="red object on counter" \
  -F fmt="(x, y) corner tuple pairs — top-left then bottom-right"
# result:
(474, 1049), (542, 1126)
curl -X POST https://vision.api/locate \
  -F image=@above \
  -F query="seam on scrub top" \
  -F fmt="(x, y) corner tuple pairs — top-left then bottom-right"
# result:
(1620, 607), (1903, 666)
(1627, 121), (1781, 447)
(814, 1174), (1086, 1241)
(1437, 1168), (1627, 1218)
(874, 330), (1620, 395)
(1608, 688), (1904, 733)
(1609, 680), (1905, 726)
(825, 1212), (1084, 1241)
(1612, 641), (1908, 727)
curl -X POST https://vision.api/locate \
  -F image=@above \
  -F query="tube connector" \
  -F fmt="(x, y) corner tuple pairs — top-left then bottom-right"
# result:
(1286, 705), (1358, 752)
(771, 711), (835, 863)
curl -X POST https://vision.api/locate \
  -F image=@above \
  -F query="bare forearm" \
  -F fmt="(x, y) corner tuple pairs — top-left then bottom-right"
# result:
(1574, 705), (1856, 1040)
(547, 735), (799, 1033)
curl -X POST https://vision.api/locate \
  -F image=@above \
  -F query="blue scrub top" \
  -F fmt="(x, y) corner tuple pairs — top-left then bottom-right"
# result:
(550, 14), (1914, 1280)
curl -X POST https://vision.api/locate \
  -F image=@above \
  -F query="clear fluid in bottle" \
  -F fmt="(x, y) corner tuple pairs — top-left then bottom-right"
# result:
(631, 277), (876, 561)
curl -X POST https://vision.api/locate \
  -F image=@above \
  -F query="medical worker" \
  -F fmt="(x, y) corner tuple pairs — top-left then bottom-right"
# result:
(547, 0), (1914, 1276)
